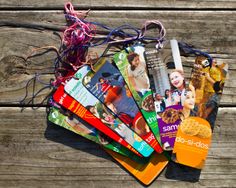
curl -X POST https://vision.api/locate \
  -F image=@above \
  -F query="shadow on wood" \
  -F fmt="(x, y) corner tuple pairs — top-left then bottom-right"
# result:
(44, 118), (113, 161)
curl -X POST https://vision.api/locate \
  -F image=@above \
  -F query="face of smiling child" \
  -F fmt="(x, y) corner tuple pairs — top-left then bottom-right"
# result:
(131, 56), (140, 68)
(165, 90), (170, 96)
(90, 107), (98, 116)
(183, 91), (195, 110)
(155, 94), (162, 101)
(106, 102), (118, 114)
(99, 78), (105, 83)
(170, 71), (184, 90)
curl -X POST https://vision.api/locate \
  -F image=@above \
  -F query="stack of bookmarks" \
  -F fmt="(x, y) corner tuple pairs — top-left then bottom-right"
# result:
(48, 36), (228, 185)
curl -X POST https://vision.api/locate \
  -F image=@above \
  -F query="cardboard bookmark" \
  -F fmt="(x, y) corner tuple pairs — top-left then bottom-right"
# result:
(48, 107), (169, 185)
(189, 56), (228, 130)
(172, 117), (212, 169)
(53, 85), (142, 157)
(144, 40), (184, 150)
(81, 59), (162, 153)
(104, 148), (168, 186)
(64, 66), (154, 157)
(170, 39), (183, 71)
(172, 56), (228, 169)
(48, 107), (145, 163)
(113, 45), (163, 150)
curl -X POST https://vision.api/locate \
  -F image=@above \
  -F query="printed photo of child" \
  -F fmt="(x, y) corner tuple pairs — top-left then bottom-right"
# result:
(100, 111), (136, 145)
(203, 81), (224, 130)
(164, 89), (173, 107)
(169, 69), (186, 106)
(127, 52), (150, 94)
(154, 93), (166, 113)
(180, 84), (196, 121)
(189, 56), (228, 131)
(86, 60), (140, 120)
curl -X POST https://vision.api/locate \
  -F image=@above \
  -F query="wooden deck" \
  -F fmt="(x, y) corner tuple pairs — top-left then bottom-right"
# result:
(0, 1), (235, 187)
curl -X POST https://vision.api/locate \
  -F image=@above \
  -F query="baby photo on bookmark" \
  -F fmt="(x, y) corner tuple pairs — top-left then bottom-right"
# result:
(113, 45), (163, 152)
(145, 39), (185, 151)
(64, 66), (154, 157)
(82, 59), (162, 153)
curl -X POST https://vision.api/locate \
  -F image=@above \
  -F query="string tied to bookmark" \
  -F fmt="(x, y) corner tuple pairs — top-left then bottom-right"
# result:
(178, 42), (213, 67)
(63, 19), (96, 47)
(64, 3), (167, 47)
(64, 2), (90, 20)
(140, 20), (166, 47)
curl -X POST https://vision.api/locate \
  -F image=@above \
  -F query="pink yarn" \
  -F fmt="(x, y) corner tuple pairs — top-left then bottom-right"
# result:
(64, 2), (90, 19)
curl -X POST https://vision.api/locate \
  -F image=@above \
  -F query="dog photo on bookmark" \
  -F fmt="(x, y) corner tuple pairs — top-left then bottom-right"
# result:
(113, 45), (163, 152)
(82, 59), (162, 153)
(144, 40), (185, 151)
(64, 66), (154, 157)
(53, 85), (142, 157)
(48, 107), (146, 162)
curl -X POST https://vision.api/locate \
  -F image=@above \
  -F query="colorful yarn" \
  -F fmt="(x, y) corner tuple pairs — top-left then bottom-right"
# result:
(20, 2), (169, 107)
(178, 42), (213, 66)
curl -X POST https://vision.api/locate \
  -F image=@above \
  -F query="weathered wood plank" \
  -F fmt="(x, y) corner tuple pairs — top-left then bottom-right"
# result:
(1, 0), (236, 9)
(0, 107), (235, 187)
(0, 11), (235, 105)
(0, 180), (236, 188)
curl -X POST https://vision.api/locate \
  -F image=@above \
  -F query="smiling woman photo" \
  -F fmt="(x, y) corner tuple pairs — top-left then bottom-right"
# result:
(127, 52), (150, 93)
(180, 84), (196, 120)
(169, 69), (186, 105)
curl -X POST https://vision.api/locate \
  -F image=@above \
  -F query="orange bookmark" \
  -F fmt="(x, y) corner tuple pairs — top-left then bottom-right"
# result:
(104, 149), (169, 186)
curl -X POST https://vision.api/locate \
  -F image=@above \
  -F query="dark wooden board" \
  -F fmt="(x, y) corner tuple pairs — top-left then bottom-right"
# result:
(0, 107), (235, 187)
(1, 0), (236, 9)
(0, 11), (235, 105)
(0, 2), (235, 187)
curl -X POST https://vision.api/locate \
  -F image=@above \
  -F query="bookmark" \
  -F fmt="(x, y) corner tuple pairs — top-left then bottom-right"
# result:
(48, 106), (145, 162)
(172, 55), (228, 169)
(104, 149), (168, 186)
(113, 45), (164, 152)
(64, 66), (154, 157)
(82, 58), (163, 153)
(144, 40), (184, 150)
(170, 39), (183, 71)
(53, 85), (142, 157)
(172, 117), (212, 169)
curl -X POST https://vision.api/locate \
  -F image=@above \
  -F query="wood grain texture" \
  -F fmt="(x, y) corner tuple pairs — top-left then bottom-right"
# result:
(0, 1), (235, 187)
(0, 11), (235, 105)
(1, 0), (236, 9)
(0, 107), (235, 188)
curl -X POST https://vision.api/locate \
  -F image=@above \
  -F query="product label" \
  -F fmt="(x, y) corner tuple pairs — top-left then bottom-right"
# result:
(172, 117), (212, 169)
